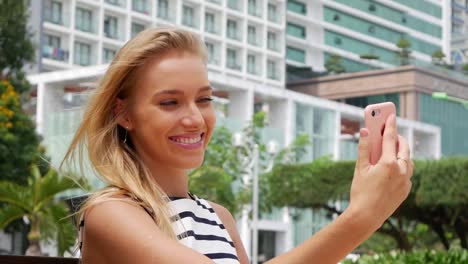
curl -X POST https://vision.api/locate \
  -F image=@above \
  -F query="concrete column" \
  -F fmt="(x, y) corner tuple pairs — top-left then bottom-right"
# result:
(269, 98), (292, 146)
(407, 127), (414, 159)
(36, 82), (46, 135)
(282, 207), (293, 251)
(228, 89), (254, 123)
(333, 110), (341, 161)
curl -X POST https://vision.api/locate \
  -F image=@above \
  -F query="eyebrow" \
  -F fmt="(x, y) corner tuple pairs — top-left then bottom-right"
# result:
(154, 86), (213, 96)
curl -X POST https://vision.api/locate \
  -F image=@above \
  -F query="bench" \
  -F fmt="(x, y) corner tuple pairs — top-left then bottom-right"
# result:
(0, 255), (79, 264)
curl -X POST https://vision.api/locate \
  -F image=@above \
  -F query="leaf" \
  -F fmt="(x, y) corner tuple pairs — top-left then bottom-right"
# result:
(0, 180), (32, 211)
(0, 204), (26, 229)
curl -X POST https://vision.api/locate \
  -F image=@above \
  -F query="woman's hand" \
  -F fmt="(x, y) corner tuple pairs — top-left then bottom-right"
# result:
(348, 114), (414, 231)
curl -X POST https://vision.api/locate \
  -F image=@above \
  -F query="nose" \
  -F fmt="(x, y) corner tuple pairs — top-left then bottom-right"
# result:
(181, 102), (204, 129)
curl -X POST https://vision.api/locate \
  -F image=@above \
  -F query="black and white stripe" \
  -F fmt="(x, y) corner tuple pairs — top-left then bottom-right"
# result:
(168, 195), (240, 264)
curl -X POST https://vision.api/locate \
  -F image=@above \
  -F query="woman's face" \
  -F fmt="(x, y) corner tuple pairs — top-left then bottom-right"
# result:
(123, 51), (216, 170)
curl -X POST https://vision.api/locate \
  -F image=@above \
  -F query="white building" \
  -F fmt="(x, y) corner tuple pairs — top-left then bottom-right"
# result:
(14, 0), (442, 260)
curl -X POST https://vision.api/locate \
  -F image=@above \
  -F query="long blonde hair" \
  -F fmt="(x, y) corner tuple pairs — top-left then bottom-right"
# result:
(61, 27), (207, 239)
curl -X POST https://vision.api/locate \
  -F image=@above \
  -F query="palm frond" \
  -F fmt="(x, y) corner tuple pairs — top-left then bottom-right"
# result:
(47, 202), (77, 256)
(0, 204), (27, 229)
(0, 181), (32, 211)
(36, 169), (88, 210)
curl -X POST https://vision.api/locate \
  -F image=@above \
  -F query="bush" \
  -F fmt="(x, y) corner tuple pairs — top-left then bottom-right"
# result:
(342, 250), (468, 264)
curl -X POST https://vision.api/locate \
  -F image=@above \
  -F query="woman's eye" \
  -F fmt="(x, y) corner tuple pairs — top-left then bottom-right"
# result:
(159, 100), (178, 106)
(197, 97), (213, 104)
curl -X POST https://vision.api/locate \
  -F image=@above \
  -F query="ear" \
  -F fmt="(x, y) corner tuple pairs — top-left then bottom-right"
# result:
(114, 98), (133, 130)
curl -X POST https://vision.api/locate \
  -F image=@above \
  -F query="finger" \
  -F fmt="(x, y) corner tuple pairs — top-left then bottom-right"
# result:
(397, 135), (410, 160)
(381, 114), (397, 162)
(408, 160), (415, 178)
(357, 128), (370, 171)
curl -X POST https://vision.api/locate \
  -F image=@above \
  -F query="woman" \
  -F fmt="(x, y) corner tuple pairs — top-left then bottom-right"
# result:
(62, 27), (414, 263)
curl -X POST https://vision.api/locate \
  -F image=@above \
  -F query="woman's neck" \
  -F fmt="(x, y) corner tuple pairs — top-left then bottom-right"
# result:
(147, 163), (189, 198)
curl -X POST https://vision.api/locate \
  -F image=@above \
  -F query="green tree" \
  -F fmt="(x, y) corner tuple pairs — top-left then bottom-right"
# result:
(0, 0), (35, 93)
(0, 80), (43, 184)
(462, 64), (468, 75)
(325, 54), (346, 74)
(0, 165), (89, 256)
(396, 38), (412, 66)
(189, 111), (311, 216)
(431, 50), (446, 67)
(266, 157), (468, 251)
(359, 54), (379, 61)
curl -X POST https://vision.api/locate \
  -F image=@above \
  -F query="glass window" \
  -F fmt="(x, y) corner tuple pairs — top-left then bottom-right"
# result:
(205, 12), (216, 33)
(206, 42), (218, 65)
(157, 0), (169, 19)
(268, 3), (278, 23)
(227, 19), (239, 40)
(104, 15), (118, 39)
(105, 0), (121, 6)
(74, 42), (91, 66)
(182, 5), (195, 27)
(226, 48), (240, 70)
(51, 1), (63, 23)
(287, 22), (306, 39)
(132, 0), (148, 14)
(287, 46), (306, 63)
(248, 0), (261, 17)
(267, 59), (277, 79)
(45, 34), (60, 49)
(247, 54), (257, 75)
(76, 7), (93, 32)
(287, 0), (306, 15)
(248, 25), (257, 46)
(267, 31), (277, 51)
(131, 22), (145, 37)
(227, 0), (240, 10)
(103, 48), (116, 64)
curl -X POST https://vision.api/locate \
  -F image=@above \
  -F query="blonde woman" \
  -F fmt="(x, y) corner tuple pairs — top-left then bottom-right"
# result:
(63, 27), (414, 264)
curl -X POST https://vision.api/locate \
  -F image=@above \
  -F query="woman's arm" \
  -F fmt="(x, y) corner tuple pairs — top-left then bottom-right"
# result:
(266, 114), (414, 264)
(81, 200), (215, 264)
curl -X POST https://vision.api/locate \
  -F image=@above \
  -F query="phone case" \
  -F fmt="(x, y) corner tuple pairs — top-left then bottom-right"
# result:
(364, 102), (396, 165)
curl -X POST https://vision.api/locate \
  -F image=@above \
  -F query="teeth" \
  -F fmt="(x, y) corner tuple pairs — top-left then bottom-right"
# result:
(172, 136), (202, 144)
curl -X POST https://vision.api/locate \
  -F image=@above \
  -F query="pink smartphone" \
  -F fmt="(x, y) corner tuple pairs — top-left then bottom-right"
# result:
(364, 102), (396, 165)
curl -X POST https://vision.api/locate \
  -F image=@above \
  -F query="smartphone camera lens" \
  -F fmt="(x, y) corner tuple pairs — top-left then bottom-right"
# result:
(371, 110), (376, 117)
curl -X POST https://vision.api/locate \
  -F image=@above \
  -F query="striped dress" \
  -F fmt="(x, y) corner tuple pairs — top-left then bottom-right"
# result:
(169, 194), (240, 263)
(78, 193), (240, 263)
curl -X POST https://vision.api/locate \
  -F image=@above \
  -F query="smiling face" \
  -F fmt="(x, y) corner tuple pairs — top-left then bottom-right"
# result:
(120, 51), (216, 171)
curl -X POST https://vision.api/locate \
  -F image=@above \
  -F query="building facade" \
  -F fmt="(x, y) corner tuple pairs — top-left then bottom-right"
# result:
(288, 64), (468, 156)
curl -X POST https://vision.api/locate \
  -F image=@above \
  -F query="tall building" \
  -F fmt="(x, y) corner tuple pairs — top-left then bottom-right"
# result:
(285, 0), (451, 73)
(28, 0), (286, 87)
(451, 0), (468, 65)
(12, 0), (444, 260)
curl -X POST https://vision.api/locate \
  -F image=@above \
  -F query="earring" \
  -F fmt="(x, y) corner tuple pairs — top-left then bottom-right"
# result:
(124, 126), (128, 143)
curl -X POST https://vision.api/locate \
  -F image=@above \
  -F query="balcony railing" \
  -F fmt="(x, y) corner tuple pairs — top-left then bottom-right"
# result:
(105, 0), (125, 7)
(42, 46), (69, 62)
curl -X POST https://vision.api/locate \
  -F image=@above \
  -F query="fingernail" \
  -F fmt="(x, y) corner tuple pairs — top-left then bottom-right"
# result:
(360, 128), (368, 137)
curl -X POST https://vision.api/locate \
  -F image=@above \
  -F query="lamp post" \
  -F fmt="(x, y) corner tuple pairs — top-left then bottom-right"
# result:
(232, 131), (278, 264)
(432, 92), (468, 109)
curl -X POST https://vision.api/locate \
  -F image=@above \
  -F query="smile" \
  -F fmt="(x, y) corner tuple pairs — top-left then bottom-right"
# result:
(168, 133), (205, 149)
